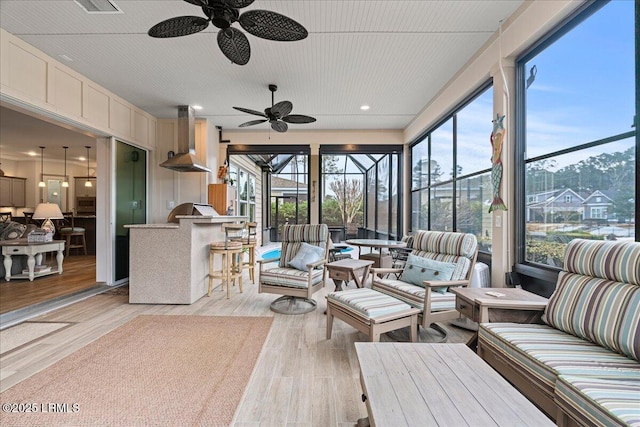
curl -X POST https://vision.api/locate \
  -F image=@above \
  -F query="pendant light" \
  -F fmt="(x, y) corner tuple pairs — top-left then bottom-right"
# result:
(38, 146), (46, 187)
(85, 146), (92, 187)
(62, 146), (69, 187)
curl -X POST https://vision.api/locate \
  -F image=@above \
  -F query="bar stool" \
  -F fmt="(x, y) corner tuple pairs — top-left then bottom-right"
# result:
(230, 221), (258, 283)
(58, 212), (87, 256)
(208, 224), (244, 299)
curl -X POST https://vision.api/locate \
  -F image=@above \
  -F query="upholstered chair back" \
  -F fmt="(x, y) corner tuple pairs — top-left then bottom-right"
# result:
(279, 224), (329, 268)
(544, 239), (640, 361)
(410, 230), (478, 281)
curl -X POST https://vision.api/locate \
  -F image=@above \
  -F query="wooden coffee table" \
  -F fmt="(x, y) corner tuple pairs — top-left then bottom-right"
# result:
(356, 343), (553, 426)
(325, 258), (374, 291)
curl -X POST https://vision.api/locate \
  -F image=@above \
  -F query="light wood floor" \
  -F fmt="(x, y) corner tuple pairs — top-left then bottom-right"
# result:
(0, 255), (97, 314)
(0, 272), (473, 426)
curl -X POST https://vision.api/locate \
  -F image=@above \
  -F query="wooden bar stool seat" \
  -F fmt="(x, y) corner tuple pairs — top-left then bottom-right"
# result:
(229, 221), (258, 283)
(58, 212), (87, 256)
(208, 224), (244, 299)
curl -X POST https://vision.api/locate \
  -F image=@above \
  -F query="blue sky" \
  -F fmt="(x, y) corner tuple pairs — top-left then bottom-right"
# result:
(525, 0), (635, 161)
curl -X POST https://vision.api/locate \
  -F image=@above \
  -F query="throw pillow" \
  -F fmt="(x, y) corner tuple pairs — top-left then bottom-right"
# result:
(288, 242), (325, 271)
(400, 254), (457, 293)
(0, 221), (27, 241)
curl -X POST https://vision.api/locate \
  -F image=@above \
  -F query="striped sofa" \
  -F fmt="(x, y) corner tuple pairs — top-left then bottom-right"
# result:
(477, 239), (640, 426)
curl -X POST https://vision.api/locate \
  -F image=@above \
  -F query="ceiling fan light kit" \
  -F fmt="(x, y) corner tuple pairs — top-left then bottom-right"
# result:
(148, 0), (308, 65)
(234, 84), (316, 132)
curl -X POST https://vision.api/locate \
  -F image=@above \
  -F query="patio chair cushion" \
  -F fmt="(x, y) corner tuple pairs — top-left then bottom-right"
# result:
(400, 254), (456, 293)
(543, 240), (640, 361)
(327, 288), (413, 322)
(259, 267), (325, 289)
(372, 277), (456, 312)
(288, 242), (324, 271)
(411, 230), (477, 280)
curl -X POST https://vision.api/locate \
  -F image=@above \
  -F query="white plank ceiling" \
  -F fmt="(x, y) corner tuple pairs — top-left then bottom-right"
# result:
(0, 0), (522, 159)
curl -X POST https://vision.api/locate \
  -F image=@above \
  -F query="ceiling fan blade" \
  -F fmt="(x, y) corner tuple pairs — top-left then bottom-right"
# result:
(233, 106), (267, 117)
(271, 120), (288, 132)
(239, 10), (308, 41)
(217, 28), (250, 65)
(183, 0), (207, 6)
(239, 119), (268, 128)
(282, 114), (316, 124)
(271, 101), (293, 118)
(148, 16), (210, 38)
(223, 0), (255, 8)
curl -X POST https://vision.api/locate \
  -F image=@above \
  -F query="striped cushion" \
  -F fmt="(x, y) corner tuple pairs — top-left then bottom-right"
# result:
(411, 230), (477, 280)
(544, 272), (640, 361)
(259, 267), (325, 289)
(327, 288), (413, 323)
(279, 224), (328, 267)
(371, 278), (456, 312)
(563, 239), (640, 285)
(556, 375), (640, 427)
(479, 323), (640, 391)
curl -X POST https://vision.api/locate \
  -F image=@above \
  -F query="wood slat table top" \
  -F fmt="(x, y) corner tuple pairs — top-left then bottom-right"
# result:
(450, 287), (548, 308)
(355, 343), (553, 427)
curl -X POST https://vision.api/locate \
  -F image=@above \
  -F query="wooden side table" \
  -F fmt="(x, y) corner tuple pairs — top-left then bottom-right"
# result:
(325, 258), (374, 291)
(450, 287), (548, 349)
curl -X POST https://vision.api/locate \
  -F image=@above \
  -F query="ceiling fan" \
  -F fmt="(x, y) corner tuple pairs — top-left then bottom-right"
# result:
(148, 0), (308, 66)
(234, 84), (316, 132)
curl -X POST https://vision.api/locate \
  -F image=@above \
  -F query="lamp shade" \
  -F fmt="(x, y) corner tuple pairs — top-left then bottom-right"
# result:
(33, 202), (64, 220)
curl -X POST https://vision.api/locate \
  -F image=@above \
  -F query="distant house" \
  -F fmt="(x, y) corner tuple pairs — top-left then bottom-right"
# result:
(270, 176), (308, 201)
(582, 190), (614, 221)
(526, 189), (585, 223)
(526, 188), (617, 224)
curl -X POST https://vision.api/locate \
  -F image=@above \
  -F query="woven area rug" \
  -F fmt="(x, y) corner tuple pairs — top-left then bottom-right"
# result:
(0, 315), (273, 427)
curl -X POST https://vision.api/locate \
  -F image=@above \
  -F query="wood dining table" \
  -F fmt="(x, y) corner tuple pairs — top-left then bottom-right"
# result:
(345, 238), (406, 268)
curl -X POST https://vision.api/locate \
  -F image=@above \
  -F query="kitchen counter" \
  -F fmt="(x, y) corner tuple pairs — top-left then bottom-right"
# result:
(125, 215), (247, 304)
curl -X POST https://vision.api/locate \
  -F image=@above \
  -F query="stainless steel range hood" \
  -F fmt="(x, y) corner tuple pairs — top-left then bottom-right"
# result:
(159, 105), (211, 172)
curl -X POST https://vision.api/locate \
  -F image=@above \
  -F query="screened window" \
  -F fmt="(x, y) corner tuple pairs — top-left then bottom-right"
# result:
(410, 84), (493, 253)
(517, 0), (637, 269)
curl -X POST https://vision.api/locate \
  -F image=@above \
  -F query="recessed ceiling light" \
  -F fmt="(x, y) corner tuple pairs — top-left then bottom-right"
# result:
(192, 105), (203, 110)
(59, 54), (73, 62)
(360, 105), (370, 111)
(78, 156), (86, 161)
(27, 151), (37, 156)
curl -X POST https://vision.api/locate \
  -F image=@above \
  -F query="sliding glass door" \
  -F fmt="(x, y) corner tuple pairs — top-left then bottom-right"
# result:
(114, 140), (147, 282)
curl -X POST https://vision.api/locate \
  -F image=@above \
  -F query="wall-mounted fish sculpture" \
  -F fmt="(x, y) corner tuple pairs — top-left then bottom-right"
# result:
(489, 114), (507, 213)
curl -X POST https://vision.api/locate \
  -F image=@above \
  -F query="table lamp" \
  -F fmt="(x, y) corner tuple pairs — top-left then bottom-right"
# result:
(33, 202), (64, 235)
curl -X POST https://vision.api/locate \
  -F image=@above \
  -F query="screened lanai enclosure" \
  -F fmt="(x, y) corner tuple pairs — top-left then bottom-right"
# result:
(320, 147), (403, 242)
(228, 145), (402, 244)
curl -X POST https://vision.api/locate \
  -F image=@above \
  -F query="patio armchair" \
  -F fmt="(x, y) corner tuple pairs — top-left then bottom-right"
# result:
(370, 230), (478, 341)
(258, 224), (330, 314)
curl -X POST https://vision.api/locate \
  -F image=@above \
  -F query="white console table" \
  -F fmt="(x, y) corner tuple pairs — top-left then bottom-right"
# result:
(1, 240), (65, 281)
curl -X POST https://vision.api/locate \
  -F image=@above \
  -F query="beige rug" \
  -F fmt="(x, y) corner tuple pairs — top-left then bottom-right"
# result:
(0, 315), (273, 426)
